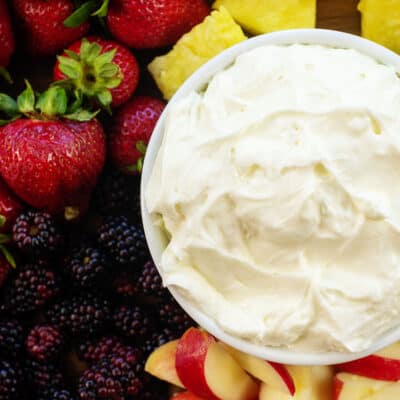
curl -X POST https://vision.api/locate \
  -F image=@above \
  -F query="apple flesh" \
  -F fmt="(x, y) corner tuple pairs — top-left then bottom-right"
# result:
(221, 344), (295, 395)
(175, 328), (259, 400)
(145, 340), (184, 388)
(259, 383), (293, 400)
(333, 372), (400, 400)
(336, 342), (400, 381)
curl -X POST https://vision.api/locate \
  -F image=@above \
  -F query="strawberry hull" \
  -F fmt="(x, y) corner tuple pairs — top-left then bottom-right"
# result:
(0, 118), (105, 218)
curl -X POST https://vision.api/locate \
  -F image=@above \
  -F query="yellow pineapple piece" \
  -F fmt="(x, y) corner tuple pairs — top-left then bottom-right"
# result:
(212, 0), (316, 35)
(358, 0), (400, 54)
(148, 7), (246, 100)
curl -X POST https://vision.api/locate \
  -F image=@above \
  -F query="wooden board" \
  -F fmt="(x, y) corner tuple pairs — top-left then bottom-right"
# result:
(317, 0), (361, 35)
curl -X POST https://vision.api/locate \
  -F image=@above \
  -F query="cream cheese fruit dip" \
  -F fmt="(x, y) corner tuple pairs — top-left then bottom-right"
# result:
(145, 44), (400, 353)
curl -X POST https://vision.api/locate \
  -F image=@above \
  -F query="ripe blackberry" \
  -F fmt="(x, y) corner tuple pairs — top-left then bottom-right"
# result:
(2, 263), (60, 314)
(159, 295), (194, 336)
(64, 244), (107, 289)
(0, 255), (11, 288)
(143, 327), (178, 356)
(46, 293), (111, 338)
(78, 351), (144, 400)
(97, 216), (148, 266)
(26, 358), (64, 394)
(112, 270), (139, 298)
(113, 305), (155, 340)
(44, 388), (76, 400)
(0, 360), (19, 400)
(12, 210), (63, 257)
(94, 169), (138, 216)
(0, 320), (23, 359)
(77, 336), (126, 364)
(137, 260), (166, 299)
(26, 325), (64, 362)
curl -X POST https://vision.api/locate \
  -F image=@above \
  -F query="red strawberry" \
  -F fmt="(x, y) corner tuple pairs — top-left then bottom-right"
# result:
(12, 0), (89, 55)
(54, 36), (139, 109)
(0, 179), (23, 233)
(109, 96), (165, 174)
(0, 0), (14, 82)
(0, 83), (106, 219)
(106, 0), (210, 49)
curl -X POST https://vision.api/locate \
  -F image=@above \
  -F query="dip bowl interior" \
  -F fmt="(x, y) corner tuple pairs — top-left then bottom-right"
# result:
(141, 29), (400, 365)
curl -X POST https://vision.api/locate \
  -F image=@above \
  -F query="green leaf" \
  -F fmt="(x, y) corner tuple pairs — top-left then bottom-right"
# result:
(0, 244), (16, 268)
(17, 80), (35, 114)
(57, 56), (82, 80)
(0, 115), (20, 126)
(92, 0), (110, 17)
(36, 87), (68, 116)
(81, 40), (102, 63)
(0, 233), (10, 244)
(64, 108), (100, 121)
(67, 90), (83, 113)
(99, 63), (119, 79)
(136, 141), (148, 155)
(0, 67), (13, 84)
(63, 0), (99, 28)
(64, 49), (81, 62)
(0, 215), (5, 228)
(97, 90), (112, 108)
(0, 94), (19, 116)
(104, 77), (122, 89)
(93, 48), (116, 68)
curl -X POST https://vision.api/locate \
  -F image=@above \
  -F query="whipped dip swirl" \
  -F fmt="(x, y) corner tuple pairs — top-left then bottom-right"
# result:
(146, 44), (400, 353)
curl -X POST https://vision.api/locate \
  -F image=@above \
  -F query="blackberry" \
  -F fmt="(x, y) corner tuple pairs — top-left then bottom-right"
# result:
(0, 360), (19, 400)
(159, 295), (194, 335)
(43, 388), (76, 400)
(137, 260), (166, 299)
(94, 169), (138, 216)
(78, 351), (144, 400)
(112, 270), (139, 298)
(26, 325), (64, 362)
(113, 305), (155, 340)
(26, 358), (64, 395)
(97, 216), (148, 266)
(77, 336), (126, 364)
(64, 244), (107, 289)
(12, 210), (63, 257)
(2, 263), (60, 314)
(0, 320), (23, 359)
(143, 327), (178, 356)
(46, 293), (111, 337)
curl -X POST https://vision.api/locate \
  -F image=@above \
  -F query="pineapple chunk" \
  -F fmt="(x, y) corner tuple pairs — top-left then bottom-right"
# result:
(358, 0), (400, 54)
(148, 7), (246, 100)
(212, 0), (316, 35)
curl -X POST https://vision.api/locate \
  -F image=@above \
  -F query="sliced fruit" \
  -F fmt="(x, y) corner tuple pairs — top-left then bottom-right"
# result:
(175, 327), (259, 400)
(212, 0), (316, 35)
(287, 365), (333, 400)
(336, 342), (400, 381)
(358, 0), (400, 54)
(333, 372), (400, 400)
(145, 340), (184, 388)
(221, 344), (295, 395)
(148, 7), (246, 100)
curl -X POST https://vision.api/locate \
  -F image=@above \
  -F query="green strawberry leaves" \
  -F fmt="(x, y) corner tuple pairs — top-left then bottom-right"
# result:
(125, 141), (148, 174)
(55, 39), (122, 110)
(64, 0), (110, 28)
(0, 234), (15, 269)
(0, 67), (13, 84)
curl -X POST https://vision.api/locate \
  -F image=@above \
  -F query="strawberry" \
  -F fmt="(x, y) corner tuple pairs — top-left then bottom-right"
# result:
(107, 0), (210, 48)
(12, 0), (89, 55)
(0, 179), (23, 233)
(0, 0), (14, 82)
(0, 83), (106, 219)
(109, 96), (165, 174)
(54, 37), (139, 109)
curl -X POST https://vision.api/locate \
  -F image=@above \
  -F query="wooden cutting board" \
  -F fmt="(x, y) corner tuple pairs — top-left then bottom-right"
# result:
(317, 0), (360, 34)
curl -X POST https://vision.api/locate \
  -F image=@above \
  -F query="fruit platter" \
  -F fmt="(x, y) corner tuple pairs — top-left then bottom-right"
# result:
(1, 0), (400, 399)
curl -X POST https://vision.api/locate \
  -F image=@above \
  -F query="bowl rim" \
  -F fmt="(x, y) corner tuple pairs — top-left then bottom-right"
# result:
(141, 28), (400, 365)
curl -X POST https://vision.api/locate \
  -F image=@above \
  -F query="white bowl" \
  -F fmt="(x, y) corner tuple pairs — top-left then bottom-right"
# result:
(141, 29), (400, 365)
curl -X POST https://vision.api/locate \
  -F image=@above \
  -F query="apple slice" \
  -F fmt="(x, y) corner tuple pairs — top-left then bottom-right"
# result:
(333, 372), (400, 400)
(336, 342), (400, 381)
(175, 328), (259, 400)
(286, 365), (333, 400)
(172, 392), (205, 400)
(259, 383), (292, 400)
(221, 344), (295, 395)
(145, 340), (184, 388)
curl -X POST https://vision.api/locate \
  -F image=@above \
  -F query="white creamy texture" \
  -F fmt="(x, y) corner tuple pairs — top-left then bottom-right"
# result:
(146, 44), (400, 352)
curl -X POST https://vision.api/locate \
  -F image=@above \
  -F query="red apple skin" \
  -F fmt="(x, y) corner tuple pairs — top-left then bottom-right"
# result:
(333, 375), (344, 400)
(269, 361), (295, 395)
(175, 328), (219, 400)
(336, 355), (400, 382)
(172, 392), (205, 400)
